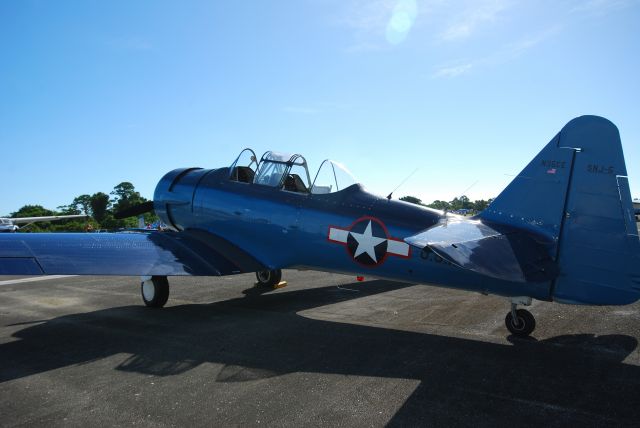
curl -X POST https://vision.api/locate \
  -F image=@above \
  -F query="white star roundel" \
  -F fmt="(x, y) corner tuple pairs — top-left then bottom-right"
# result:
(328, 217), (411, 266)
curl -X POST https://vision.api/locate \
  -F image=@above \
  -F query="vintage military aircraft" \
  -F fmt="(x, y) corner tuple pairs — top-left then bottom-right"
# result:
(0, 115), (638, 337)
(0, 214), (88, 232)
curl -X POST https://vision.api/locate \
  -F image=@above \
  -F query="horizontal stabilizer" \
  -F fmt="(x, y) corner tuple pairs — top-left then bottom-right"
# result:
(0, 229), (266, 276)
(405, 218), (558, 283)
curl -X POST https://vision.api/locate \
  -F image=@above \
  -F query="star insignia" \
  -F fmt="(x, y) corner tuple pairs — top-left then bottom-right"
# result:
(328, 217), (410, 266)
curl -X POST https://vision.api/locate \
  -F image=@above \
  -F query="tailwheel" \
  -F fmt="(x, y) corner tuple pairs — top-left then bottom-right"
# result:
(255, 269), (282, 288)
(141, 275), (170, 308)
(505, 307), (536, 337)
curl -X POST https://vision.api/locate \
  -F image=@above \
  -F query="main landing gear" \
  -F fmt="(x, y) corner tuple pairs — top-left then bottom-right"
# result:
(141, 276), (170, 308)
(255, 269), (284, 289)
(505, 296), (536, 337)
(139, 271), (286, 307)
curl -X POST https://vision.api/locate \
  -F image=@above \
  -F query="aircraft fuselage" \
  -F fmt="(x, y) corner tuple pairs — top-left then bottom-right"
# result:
(154, 167), (553, 301)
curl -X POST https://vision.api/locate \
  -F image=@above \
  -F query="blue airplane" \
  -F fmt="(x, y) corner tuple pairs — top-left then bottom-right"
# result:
(1, 115), (638, 337)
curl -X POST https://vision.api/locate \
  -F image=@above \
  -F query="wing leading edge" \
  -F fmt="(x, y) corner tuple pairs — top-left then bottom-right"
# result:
(0, 229), (266, 276)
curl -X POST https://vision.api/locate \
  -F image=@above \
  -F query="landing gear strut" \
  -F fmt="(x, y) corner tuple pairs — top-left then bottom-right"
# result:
(505, 296), (535, 337)
(141, 275), (170, 308)
(255, 269), (282, 288)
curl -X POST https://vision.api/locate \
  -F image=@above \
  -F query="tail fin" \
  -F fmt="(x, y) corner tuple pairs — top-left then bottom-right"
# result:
(481, 115), (640, 304)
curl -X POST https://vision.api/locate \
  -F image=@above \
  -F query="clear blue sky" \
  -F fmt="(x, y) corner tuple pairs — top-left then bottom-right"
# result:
(1, 0), (639, 215)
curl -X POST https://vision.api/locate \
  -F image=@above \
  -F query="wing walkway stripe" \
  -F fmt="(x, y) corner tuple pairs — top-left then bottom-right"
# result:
(0, 275), (77, 286)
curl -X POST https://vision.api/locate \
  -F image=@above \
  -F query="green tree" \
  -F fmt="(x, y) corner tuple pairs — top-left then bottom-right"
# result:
(399, 196), (423, 205)
(57, 194), (93, 216)
(427, 200), (451, 210)
(111, 182), (145, 213)
(11, 205), (54, 218)
(110, 182), (157, 228)
(449, 195), (472, 211)
(90, 192), (110, 223)
(472, 199), (489, 212)
(72, 194), (93, 216)
(56, 204), (81, 215)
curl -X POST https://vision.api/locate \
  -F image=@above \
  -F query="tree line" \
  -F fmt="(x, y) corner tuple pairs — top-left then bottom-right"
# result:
(6, 182), (158, 232)
(399, 195), (494, 213)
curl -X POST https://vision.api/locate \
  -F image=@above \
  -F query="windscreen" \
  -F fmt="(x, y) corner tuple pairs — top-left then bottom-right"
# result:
(254, 161), (288, 187)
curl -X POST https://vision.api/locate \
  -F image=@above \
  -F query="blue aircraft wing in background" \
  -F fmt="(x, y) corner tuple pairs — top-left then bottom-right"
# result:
(0, 230), (266, 276)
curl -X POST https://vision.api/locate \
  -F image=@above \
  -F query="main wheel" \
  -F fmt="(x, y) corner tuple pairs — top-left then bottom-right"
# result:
(505, 308), (536, 337)
(255, 269), (282, 288)
(141, 276), (170, 308)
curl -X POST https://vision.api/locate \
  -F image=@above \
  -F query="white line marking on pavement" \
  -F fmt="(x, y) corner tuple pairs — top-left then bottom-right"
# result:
(0, 275), (77, 286)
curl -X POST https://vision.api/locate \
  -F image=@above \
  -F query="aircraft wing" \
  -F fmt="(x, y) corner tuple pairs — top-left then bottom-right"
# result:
(0, 229), (266, 276)
(9, 215), (88, 225)
(404, 218), (559, 283)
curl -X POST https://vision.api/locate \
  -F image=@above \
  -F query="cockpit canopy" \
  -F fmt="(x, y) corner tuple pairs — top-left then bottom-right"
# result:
(254, 152), (311, 193)
(229, 148), (357, 194)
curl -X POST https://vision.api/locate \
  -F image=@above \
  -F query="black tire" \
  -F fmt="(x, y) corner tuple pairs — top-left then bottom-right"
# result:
(505, 309), (536, 337)
(255, 269), (282, 288)
(141, 276), (170, 308)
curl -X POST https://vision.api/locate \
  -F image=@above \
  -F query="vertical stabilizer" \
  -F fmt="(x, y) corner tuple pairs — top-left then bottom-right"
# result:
(481, 116), (640, 305)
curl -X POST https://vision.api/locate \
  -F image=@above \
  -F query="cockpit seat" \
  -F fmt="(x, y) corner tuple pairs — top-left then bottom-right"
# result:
(284, 174), (308, 193)
(231, 166), (255, 183)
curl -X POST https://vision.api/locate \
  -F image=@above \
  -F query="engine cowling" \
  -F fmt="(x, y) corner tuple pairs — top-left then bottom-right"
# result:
(153, 167), (209, 231)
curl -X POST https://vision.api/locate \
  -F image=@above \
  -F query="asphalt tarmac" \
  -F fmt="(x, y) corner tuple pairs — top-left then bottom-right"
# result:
(1, 271), (640, 427)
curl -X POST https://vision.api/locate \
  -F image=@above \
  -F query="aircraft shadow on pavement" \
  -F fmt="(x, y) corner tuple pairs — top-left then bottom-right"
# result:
(1, 279), (639, 426)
